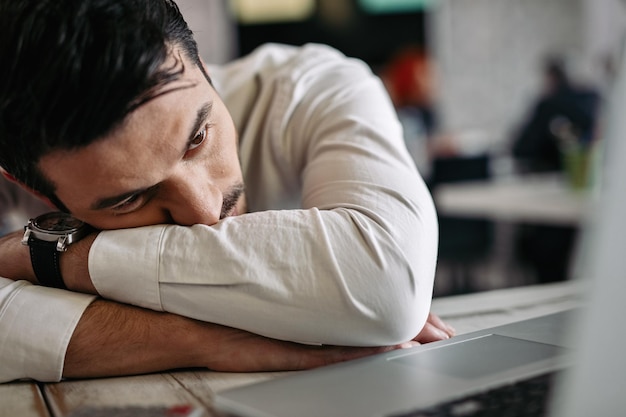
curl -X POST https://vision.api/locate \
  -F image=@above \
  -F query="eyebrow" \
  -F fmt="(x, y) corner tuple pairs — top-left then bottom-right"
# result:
(90, 101), (213, 211)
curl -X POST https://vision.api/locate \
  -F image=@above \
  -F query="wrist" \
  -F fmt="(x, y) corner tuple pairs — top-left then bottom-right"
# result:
(60, 232), (99, 294)
(19, 211), (98, 293)
(0, 230), (37, 283)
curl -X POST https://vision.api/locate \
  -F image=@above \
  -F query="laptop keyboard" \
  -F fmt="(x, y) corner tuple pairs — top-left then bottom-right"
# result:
(389, 371), (559, 417)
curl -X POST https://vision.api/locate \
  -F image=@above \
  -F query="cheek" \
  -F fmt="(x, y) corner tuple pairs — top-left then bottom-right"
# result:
(212, 103), (240, 170)
(207, 125), (240, 177)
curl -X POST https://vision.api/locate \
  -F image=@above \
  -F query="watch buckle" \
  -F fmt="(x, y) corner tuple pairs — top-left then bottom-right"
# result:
(21, 228), (31, 246)
(56, 235), (69, 252)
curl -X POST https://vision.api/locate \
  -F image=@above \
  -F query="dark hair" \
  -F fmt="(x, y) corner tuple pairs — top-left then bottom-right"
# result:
(0, 0), (204, 208)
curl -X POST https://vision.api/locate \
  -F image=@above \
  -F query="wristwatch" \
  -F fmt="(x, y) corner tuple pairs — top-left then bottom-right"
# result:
(21, 212), (90, 289)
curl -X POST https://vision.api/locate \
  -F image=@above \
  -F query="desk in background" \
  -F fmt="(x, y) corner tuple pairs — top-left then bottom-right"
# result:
(1, 280), (583, 417)
(433, 173), (591, 226)
(432, 173), (592, 292)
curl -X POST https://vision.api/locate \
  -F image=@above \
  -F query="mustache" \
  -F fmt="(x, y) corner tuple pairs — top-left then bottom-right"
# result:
(220, 182), (245, 219)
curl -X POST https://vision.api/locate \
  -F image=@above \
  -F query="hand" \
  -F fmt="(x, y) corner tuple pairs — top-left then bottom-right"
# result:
(200, 325), (414, 372)
(202, 312), (455, 372)
(412, 312), (456, 344)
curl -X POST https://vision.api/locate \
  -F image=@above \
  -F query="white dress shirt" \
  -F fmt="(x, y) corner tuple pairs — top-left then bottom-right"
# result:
(0, 44), (438, 382)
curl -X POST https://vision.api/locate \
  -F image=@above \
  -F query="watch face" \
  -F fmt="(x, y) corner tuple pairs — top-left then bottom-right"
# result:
(33, 212), (84, 232)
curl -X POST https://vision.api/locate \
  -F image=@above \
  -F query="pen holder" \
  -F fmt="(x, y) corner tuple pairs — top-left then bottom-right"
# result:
(561, 144), (593, 191)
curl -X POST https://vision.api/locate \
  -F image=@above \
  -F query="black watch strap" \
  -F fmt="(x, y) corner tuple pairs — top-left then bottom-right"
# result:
(28, 236), (67, 289)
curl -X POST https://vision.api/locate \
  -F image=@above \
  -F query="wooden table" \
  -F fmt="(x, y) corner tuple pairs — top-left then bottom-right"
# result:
(433, 173), (591, 226)
(0, 281), (583, 417)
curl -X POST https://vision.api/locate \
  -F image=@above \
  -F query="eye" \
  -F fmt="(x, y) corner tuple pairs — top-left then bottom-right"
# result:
(111, 193), (145, 214)
(108, 185), (160, 215)
(188, 123), (210, 151)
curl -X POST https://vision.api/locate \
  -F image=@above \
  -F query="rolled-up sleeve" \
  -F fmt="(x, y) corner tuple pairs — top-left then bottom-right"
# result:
(0, 278), (95, 382)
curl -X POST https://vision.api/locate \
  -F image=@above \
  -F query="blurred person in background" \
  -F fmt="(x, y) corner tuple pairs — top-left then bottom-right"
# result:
(511, 55), (602, 284)
(380, 47), (458, 180)
(512, 55), (601, 174)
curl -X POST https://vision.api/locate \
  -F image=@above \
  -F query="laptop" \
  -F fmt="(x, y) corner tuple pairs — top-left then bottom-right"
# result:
(214, 50), (626, 417)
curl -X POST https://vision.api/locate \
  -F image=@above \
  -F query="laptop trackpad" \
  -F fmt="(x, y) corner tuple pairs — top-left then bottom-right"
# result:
(391, 334), (565, 379)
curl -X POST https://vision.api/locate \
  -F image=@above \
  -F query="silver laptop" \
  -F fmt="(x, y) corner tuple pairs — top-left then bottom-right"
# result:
(216, 311), (573, 417)
(214, 50), (626, 417)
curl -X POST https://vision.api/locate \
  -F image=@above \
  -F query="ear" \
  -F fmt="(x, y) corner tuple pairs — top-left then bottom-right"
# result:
(1, 168), (57, 210)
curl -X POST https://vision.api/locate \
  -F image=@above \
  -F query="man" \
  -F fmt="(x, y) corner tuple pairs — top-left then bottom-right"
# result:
(512, 56), (600, 173)
(511, 56), (601, 284)
(0, 0), (449, 383)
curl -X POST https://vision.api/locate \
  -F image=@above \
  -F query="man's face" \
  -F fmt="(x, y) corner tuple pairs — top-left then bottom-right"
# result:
(38, 49), (246, 230)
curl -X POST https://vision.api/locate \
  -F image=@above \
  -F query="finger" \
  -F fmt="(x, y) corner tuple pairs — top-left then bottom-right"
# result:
(427, 313), (456, 337)
(413, 322), (451, 343)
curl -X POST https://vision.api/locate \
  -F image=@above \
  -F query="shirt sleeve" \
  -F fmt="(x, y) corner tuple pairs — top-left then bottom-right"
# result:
(89, 44), (438, 347)
(0, 277), (95, 382)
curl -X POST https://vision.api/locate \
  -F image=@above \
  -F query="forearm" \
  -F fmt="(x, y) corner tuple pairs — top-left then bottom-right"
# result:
(64, 298), (401, 379)
(64, 299), (204, 378)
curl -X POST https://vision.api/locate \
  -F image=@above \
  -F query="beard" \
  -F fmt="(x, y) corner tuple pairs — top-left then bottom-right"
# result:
(220, 182), (245, 219)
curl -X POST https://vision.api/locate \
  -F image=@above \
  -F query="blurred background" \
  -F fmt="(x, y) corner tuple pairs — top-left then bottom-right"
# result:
(4, 0), (626, 296)
(178, 0), (626, 296)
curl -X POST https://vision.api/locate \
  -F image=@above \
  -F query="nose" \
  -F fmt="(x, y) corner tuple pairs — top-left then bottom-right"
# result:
(161, 166), (222, 226)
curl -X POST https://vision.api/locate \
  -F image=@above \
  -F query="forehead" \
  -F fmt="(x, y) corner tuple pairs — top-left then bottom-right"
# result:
(37, 55), (213, 206)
